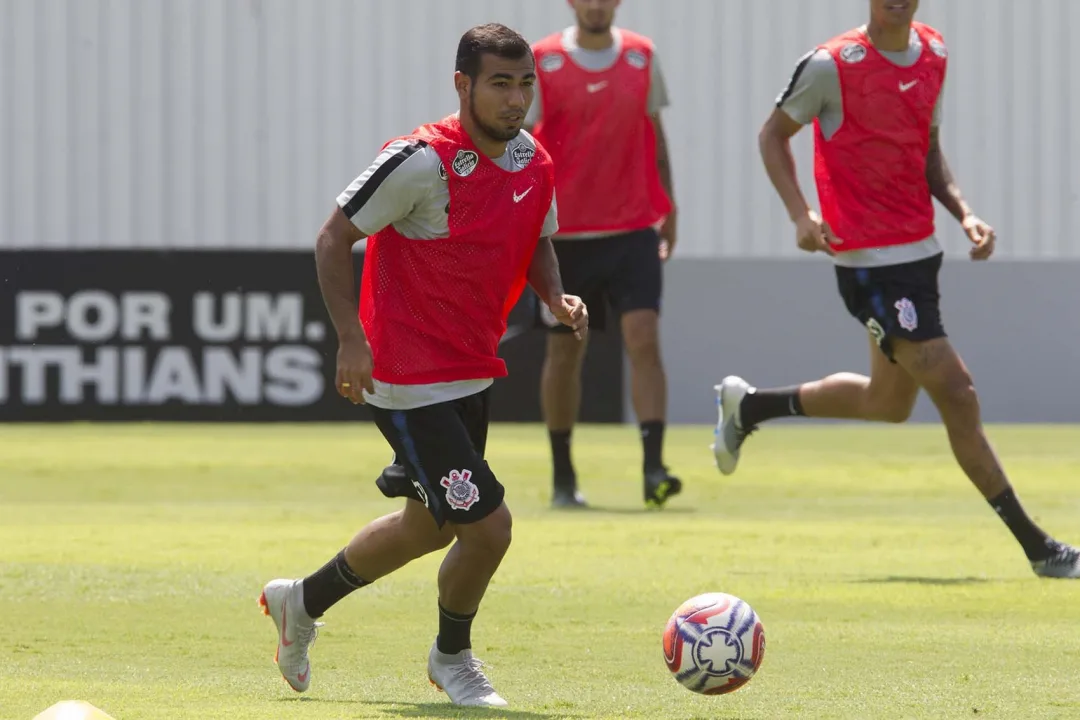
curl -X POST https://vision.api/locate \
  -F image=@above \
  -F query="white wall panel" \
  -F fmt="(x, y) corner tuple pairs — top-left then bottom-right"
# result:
(1, 0), (1077, 258)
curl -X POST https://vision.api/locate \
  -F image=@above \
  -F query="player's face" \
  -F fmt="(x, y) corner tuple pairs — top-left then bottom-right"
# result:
(870, 0), (919, 27)
(465, 54), (536, 143)
(571, 0), (621, 34)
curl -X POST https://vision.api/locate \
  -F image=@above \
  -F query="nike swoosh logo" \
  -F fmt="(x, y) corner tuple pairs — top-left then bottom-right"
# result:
(899, 80), (918, 92)
(280, 597), (293, 647)
(297, 663), (309, 683)
(513, 187), (533, 203)
(586, 81), (608, 93)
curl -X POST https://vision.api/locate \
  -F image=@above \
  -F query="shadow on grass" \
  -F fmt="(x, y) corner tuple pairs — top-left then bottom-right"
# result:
(548, 505), (698, 516)
(853, 575), (992, 586)
(276, 696), (578, 718)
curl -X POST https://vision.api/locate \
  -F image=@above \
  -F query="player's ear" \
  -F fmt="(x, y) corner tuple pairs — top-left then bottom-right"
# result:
(454, 71), (471, 100)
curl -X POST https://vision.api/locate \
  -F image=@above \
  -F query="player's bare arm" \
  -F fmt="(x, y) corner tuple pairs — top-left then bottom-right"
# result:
(925, 127), (995, 260)
(652, 114), (676, 260)
(314, 206), (374, 404)
(758, 109), (840, 256)
(528, 235), (589, 340)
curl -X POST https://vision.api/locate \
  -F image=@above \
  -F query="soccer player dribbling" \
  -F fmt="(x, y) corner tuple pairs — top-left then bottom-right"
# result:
(258, 24), (588, 707)
(713, 0), (1080, 578)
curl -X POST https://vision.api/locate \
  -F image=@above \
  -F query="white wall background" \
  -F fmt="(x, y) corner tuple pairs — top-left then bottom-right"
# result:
(2, 0), (1078, 258)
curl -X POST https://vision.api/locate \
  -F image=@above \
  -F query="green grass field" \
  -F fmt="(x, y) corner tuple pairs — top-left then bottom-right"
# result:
(2, 423), (1079, 720)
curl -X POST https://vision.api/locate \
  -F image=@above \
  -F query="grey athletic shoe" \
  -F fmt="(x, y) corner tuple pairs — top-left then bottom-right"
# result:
(427, 644), (508, 707)
(711, 376), (755, 476)
(258, 579), (322, 692)
(1032, 542), (1080, 578)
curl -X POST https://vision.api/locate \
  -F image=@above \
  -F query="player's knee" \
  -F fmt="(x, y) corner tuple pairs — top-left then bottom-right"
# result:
(423, 525), (456, 554)
(938, 372), (979, 414)
(401, 503), (455, 557)
(622, 312), (662, 366)
(625, 333), (662, 368)
(867, 398), (914, 424)
(545, 333), (587, 369)
(465, 503), (513, 559)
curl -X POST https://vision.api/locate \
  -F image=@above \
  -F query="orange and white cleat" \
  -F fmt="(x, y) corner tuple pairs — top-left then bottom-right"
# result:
(427, 642), (507, 707)
(258, 579), (321, 692)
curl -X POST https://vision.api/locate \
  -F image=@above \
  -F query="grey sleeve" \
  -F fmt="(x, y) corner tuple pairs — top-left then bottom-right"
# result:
(541, 190), (559, 237)
(648, 52), (670, 114)
(931, 77), (945, 126)
(336, 140), (433, 236)
(776, 49), (838, 125)
(526, 81), (543, 126)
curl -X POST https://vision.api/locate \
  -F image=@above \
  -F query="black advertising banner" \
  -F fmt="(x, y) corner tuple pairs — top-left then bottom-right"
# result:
(0, 251), (623, 422)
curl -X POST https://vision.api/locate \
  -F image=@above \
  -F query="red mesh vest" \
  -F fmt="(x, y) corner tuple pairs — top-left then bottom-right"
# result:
(532, 30), (672, 236)
(359, 116), (555, 384)
(814, 23), (947, 252)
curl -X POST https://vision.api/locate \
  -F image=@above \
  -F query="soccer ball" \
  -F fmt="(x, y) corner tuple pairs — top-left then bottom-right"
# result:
(662, 592), (766, 695)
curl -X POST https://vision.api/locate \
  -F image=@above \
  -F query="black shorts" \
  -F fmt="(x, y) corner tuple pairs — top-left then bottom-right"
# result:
(535, 228), (662, 333)
(369, 389), (504, 528)
(834, 252), (947, 362)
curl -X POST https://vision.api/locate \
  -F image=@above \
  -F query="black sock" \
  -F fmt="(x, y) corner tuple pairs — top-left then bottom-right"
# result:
(989, 488), (1053, 561)
(739, 386), (805, 428)
(550, 430), (575, 485)
(436, 601), (476, 655)
(641, 420), (665, 473)
(301, 549), (370, 619)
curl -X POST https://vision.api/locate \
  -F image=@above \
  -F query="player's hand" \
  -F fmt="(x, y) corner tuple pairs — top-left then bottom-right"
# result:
(794, 209), (842, 257)
(962, 214), (995, 261)
(335, 331), (375, 404)
(659, 210), (677, 262)
(550, 294), (589, 340)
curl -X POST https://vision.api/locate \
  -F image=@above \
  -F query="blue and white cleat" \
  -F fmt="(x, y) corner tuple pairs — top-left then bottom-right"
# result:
(711, 375), (755, 476)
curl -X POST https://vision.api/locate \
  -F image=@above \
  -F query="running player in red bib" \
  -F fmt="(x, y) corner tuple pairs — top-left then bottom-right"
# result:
(257, 25), (589, 707)
(712, 0), (1080, 579)
(529, 0), (679, 509)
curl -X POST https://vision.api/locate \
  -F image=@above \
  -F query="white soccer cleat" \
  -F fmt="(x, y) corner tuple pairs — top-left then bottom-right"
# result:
(258, 578), (321, 692)
(1032, 543), (1080, 579)
(427, 644), (508, 707)
(711, 375), (754, 476)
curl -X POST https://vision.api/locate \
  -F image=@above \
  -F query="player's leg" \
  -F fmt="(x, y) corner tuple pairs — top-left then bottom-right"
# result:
(428, 502), (512, 707)
(713, 331), (919, 474)
(258, 403), (459, 692)
(890, 336), (1079, 578)
(713, 258), (924, 475)
(259, 502), (451, 692)
(541, 330), (589, 505)
(612, 228), (681, 507)
(538, 240), (604, 508)
(416, 391), (511, 706)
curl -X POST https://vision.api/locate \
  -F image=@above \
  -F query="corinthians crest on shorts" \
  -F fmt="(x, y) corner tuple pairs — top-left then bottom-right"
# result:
(894, 297), (919, 331)
(441, 469), (480, 511)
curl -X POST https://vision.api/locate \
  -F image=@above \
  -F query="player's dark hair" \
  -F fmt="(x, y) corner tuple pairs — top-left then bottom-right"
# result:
(455, 23), (533, 80)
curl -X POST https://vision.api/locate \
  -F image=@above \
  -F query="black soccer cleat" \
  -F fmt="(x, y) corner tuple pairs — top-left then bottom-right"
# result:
(644, 467), (682, 509)
(551, 474), (588, 509)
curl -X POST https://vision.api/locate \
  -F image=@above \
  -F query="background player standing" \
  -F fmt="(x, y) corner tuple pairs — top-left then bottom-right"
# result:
(529, 0), (679, 509)
(258, 24), (588, 708)
(713, 0), (1080, 578)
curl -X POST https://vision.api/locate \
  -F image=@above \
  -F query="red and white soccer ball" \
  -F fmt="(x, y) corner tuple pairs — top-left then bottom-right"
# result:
(662, 592), (766, 695)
